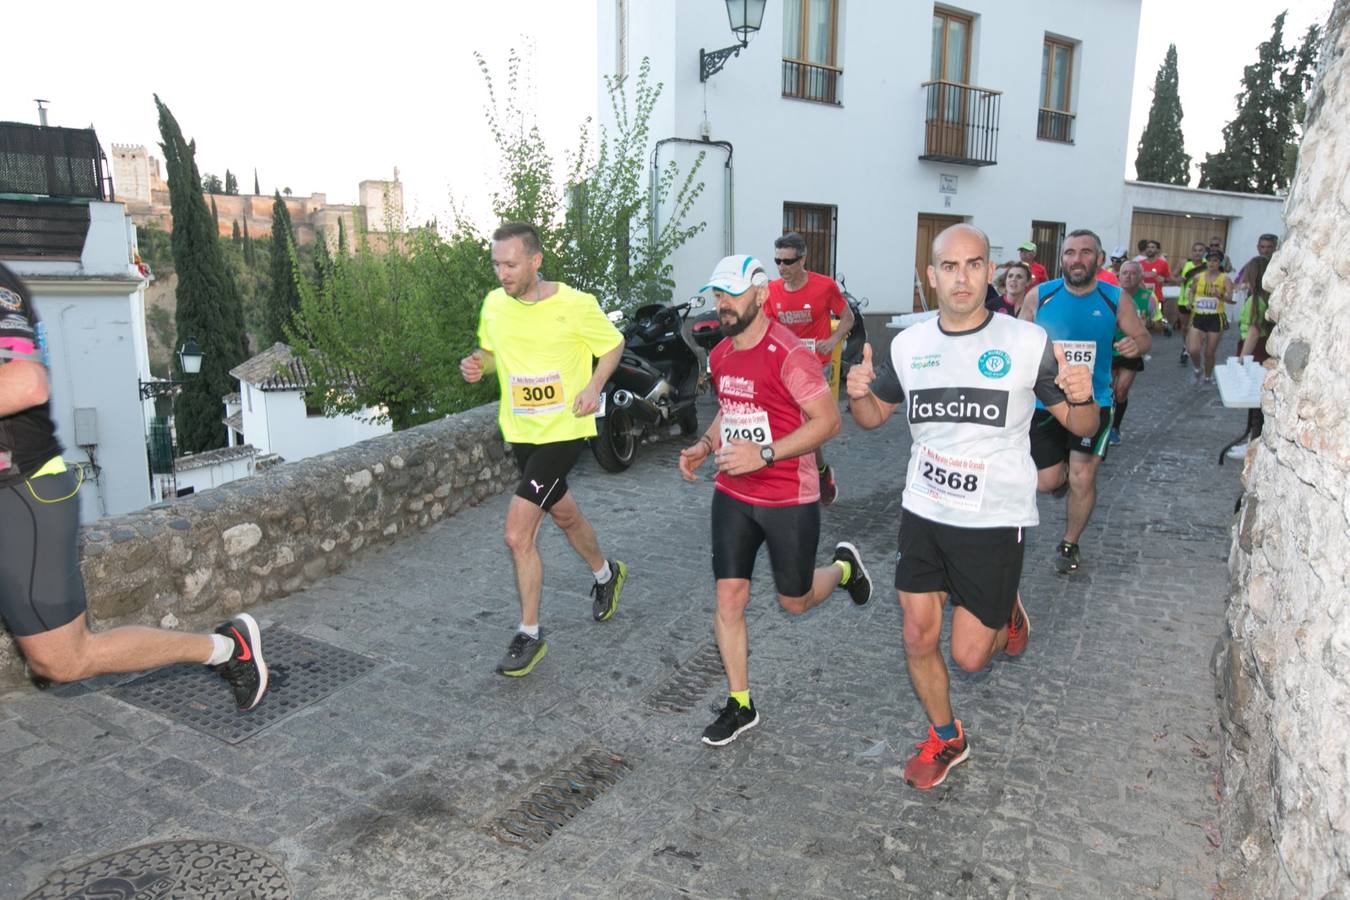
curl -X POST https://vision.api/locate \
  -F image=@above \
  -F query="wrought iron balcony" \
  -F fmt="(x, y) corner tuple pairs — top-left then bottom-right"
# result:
(919, 80), (1001, 167)
(782, 59), (842, 105)
(1037, 108), (1076, 144)
(0, 122), (112, 199)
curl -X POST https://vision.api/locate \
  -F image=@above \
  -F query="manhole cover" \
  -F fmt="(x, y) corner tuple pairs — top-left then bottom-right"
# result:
(26, 840), (291, 899)
(113, 626), (378, 743)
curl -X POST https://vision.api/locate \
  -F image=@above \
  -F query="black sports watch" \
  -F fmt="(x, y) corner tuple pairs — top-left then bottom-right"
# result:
(759, 445), (776, 467)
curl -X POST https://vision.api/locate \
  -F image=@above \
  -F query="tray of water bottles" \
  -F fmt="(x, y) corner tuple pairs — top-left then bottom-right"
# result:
(1213, 356), (1267, 409)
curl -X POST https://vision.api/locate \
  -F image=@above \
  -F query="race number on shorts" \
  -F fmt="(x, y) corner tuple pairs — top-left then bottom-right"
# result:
(1054, 340), (1096, 370)
(510, 371), (565, 416)
(720, 409), (773, 445)
(909, 443), (986, 512)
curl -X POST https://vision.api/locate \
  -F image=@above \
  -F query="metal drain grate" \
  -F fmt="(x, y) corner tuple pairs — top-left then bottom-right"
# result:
(113, 626), (378, 744)
(643, 642), (725, 713)
(26, 840), (291, 899)
(487, 748), (632, 850)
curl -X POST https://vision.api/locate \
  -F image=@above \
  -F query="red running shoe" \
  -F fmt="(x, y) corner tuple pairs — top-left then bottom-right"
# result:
(1005, 596), (1030, 658)
(903, 721), (969, 790)
(819, 464), (838, 507)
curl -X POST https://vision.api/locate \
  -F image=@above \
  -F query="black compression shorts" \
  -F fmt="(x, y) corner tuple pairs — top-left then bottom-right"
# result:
(1111, 355), (1144, 372)
(1191, 315), (1223, 334)
(1029, 407), (1112, 468)
(895, 509), (1024, 629)
(511, 440), (586, 511)
(711, 490), (820, 598)
(0, 470), (88, 636)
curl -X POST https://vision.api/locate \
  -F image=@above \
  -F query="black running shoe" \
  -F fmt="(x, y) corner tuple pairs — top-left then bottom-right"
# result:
(212, 613), (268, 711)
(497, 629), (548, 676)
(591, 559), (628, 622)
(702, 697), (759, 746)
(1054, 541), (1082, 575)
(832, 542), (872, 605)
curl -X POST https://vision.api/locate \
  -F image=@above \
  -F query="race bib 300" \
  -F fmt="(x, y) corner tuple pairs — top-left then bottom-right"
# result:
(509, 372), (564, 416)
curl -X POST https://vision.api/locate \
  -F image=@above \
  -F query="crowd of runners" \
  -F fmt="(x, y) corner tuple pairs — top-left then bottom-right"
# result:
(0, 220), (1277, 794)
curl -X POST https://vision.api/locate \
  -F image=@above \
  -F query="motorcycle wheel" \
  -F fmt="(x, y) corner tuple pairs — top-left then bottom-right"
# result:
(591, 406), (638, 472)
(677, 404), (698, 436)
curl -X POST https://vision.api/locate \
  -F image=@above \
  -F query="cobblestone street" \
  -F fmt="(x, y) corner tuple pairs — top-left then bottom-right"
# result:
(1, 332), (1248, 898)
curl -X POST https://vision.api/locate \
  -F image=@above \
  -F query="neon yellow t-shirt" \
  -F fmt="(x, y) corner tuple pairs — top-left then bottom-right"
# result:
(476, 283), (622, 444)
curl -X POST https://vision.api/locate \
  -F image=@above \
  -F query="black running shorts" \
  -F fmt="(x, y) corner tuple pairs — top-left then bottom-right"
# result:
(511, 439), (585, 511)
(0, 470), (88, 637)
(1111, 355), (1144, 372)
(1191, 314), (1223, 334)
(895, 508), (1024, 630)
(711, 490), (820, 598)
(1029, 407), (1112, 469)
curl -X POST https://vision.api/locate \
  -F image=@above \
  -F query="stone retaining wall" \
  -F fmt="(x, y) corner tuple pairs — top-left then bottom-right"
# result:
(0, 405), (516, 688)
(1215, 6), (1350, 895)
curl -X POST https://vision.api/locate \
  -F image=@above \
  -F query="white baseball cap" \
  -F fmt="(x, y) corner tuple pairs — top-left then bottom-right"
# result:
(701, 254), (769, 295)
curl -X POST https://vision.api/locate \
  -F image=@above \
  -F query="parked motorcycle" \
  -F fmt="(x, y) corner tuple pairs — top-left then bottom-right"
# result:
(687, 276), (870, 391)
(591, 296), (705, 472)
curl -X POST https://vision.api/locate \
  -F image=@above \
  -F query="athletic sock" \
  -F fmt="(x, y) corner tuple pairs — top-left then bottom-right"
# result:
(729, 689), (751, 709)
(833, 559), (852, 584)
(593, 560), (612, 585)
(934, 721), (960, 742)
(1113, 399), (1129, 429)
(519, 623), (540, 639)
(205, 633), (234, 666)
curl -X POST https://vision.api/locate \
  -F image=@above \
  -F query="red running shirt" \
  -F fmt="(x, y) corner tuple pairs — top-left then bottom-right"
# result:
(1028, 262), (1050, 287)
(764, 271), (847, 364)
(711, 321), (829, 506)
(1139, 257), (1172, 304)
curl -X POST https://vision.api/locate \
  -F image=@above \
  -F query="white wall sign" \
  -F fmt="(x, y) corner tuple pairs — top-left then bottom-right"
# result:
(939, 175), (958, 195)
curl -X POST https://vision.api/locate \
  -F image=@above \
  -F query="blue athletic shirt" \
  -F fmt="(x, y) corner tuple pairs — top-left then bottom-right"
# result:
(1031, 278), (1119, 408)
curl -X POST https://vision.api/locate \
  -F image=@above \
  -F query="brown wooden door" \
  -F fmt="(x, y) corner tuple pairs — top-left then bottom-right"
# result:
(1129, 210), (1229, 267)
(914, 213), (965, 311)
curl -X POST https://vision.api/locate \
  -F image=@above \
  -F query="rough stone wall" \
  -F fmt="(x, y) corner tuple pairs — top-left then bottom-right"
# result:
(1215, 5), (1350, 895)
(0, 405), (516, 688)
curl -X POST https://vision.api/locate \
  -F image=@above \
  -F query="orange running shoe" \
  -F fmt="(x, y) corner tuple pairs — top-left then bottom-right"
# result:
(1005, 596), (1030, 658)
(903, 721), (969, 790)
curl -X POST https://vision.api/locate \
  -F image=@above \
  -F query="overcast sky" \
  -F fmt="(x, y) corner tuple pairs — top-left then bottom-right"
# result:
(1, 1), (1332, 228)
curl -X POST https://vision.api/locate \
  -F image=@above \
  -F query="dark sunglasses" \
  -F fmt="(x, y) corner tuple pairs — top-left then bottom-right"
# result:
(774, 256), (803, 266)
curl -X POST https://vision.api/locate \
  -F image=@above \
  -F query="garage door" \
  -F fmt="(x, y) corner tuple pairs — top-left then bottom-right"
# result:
(1129, 211), (1229, 265)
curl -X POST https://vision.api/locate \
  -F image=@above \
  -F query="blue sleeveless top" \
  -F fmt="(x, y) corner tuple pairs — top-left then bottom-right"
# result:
(1034, 278), (1119, 408)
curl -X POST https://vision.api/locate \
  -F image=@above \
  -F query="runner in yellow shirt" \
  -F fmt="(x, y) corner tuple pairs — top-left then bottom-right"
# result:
(460, 222), (629, 676)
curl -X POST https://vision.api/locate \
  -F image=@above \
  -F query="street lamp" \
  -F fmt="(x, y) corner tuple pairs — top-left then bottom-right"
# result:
(139, 340), (204, 501)
(700, 0), (767, 82)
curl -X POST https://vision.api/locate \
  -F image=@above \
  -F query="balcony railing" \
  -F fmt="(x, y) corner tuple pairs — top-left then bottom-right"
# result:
(0, 122), (112, 200)
(919, 80), (1001, 167)
(1037, 108), (1076, 143)
(782, 59), (842, 105)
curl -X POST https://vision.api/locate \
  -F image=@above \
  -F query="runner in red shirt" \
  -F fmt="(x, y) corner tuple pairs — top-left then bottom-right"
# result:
(763, 232), (853, 505)
(1138, 238), (1174, 311)
(1018, 241), (1050, 287)
(679, 253), (873, 747)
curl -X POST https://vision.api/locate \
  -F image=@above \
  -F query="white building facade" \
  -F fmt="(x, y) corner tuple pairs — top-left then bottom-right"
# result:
(601, 1), (1154, 313)
(3, 200), (156, 521)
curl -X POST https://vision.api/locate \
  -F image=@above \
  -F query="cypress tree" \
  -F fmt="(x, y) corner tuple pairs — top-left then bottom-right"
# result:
(253, 169), (260, 195)
(155, 95), (250, 454)
(1199, 13), (1321, 194)
(313, 229), (333, 291)
(231, 220), (241, 243)
(242, 217), (253, 264)
(210, 195), (220, 233)
(1135, 45), (1191, 185)
(337, 217), (348, 256)
(265, 191), (301, 344)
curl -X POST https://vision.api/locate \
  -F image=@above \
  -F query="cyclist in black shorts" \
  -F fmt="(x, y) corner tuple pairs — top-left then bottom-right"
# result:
(679, 254), (872, 747)
(847, 224), (1097, 789)
(461, 223), (629, 677)
(0, 263), (267, 710)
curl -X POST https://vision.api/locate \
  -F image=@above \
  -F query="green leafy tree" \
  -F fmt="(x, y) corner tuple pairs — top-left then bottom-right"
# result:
(476, 51), (705, 311)
(265, 192), (301, 344)
(224, 170), (238, 195)
(1199, 13), (1321, 194)
(201, 172), (223, 193)
(1135, 45), (1191, 185)
(154, 95), (249, 453)
(288, 227), (497, 430)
